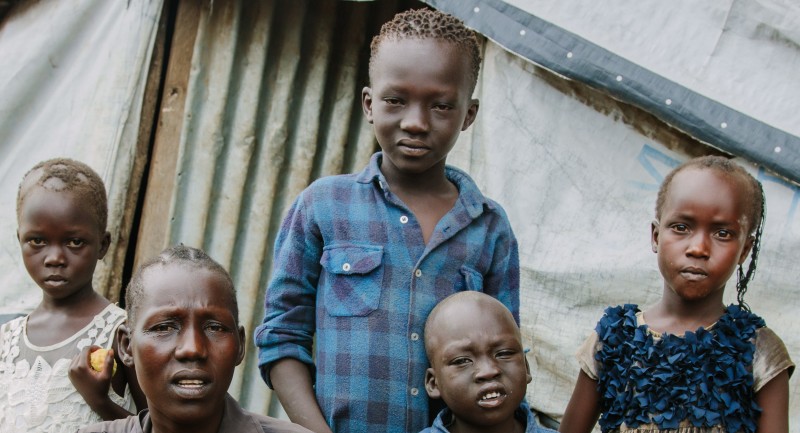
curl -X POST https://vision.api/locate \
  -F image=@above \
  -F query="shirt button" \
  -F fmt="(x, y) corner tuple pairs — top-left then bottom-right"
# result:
(410, 387), (419, 396)
(400, 215), (409, 224)
(414, 269), (422, 277)
(342, 263), (351, 271)
(411, 333), (419, 341)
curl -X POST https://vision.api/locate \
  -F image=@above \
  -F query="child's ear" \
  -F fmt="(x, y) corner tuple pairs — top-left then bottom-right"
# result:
(738, 235), (755, 265)
(424, 367), (441, 399)
(650, 220), (660, 253)
(525, 356), (532, 384)
(460, 98), (479, 131)
(99, 231), (111, 259)
(236, 326), (246, 366)
(362, 87), (374, 124)
(117, 324), (135, 368)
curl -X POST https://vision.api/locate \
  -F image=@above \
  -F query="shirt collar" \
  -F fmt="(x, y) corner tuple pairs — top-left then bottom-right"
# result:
(139, 394), (260, 433)
(356, 152), (494, 219)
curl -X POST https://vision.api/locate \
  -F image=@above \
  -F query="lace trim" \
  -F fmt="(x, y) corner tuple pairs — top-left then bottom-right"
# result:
(0, 305), (132, 433)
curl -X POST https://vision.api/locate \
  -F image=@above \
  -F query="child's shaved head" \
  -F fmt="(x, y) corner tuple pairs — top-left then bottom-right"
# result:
(424, 291), (520, 364)
(369, 8), (482, 94)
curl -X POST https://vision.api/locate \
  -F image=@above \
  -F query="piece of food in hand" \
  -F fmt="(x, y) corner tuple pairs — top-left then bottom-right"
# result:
(90, 348), (117, 375)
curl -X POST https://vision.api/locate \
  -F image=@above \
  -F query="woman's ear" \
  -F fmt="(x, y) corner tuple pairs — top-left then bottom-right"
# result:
(236, 326), (246, 366)
(117, 324), (135, 368)
(424, 367), (441, 399)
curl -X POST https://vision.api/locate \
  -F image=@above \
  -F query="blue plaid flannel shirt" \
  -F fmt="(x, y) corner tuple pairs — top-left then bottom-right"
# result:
(254, 152), (520, 433)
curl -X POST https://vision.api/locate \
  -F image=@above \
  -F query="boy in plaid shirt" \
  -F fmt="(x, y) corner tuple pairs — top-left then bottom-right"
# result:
(254, 9), (519, 433)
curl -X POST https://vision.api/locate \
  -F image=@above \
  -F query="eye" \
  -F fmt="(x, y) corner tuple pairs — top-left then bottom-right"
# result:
(450, 357), (472, 366)
(496, 350), (517, 359)
(383, 97), (403, 106)
(670, 223), (689, 233)
(432, 103), (453, 111)
(147, 322), (178, 334)
(67, 238), (86, 248)
(715, 229), (734, 240)
(27, 238), (46, 247)
(205, 322), (229, 333)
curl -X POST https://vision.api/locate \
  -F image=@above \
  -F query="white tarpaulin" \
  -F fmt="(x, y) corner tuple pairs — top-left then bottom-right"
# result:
(0, 0), (163, 314)
(503, 0), (800, 139)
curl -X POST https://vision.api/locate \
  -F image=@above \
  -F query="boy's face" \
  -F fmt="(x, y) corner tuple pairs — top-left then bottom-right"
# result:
(17, 187), (109, 302)
(119, 263), (244, 426)
(362, 38), (479, 177)
(425, 298), (530, 430)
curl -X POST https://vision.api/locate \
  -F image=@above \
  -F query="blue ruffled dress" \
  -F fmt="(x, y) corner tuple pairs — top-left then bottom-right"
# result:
(576, 304), (794, 433)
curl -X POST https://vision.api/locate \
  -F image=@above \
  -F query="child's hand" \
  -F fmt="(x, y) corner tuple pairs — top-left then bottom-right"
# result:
(69, 345), (115, 410)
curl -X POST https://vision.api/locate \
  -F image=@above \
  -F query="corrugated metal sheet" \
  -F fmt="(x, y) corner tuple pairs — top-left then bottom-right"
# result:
(135, 0), (422, 415)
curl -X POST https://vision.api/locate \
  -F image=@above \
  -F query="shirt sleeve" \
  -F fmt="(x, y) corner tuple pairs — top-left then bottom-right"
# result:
(253, 191), (321, 388)
(481, 207), (521, 324)
(575, 331), (600, 381)
(752, 327), (795, 392)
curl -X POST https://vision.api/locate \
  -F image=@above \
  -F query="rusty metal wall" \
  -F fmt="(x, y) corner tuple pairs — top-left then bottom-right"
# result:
(135, 0), (422, 415)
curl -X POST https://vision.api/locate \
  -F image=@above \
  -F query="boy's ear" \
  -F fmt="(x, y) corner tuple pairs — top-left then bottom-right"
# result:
(460, 98), (479, 131)
(117, 324), (135, 368)
(650, 220), (660, 253)
(99, 231), (111, 259)
(236, 326), (246, 366)
(362, 87), (374, 124)
(424, 367), (441, 399)
(525, 356), (532, 384)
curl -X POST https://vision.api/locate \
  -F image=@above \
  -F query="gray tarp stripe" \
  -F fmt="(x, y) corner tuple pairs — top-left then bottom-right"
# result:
(423, 0), (800, 184)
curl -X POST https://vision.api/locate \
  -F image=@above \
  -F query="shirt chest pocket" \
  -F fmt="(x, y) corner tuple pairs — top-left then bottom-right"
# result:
(319, 244), (384, 317)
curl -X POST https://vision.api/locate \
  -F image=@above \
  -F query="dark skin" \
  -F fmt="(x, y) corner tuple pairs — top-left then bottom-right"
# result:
(272, 37), (479, 433)
(118, 264), (246, 433)
(424, 293), (529, 433)
(17, 186), (145, 419)
(363, 38), (479, 244)
(560, 168), (789, 433)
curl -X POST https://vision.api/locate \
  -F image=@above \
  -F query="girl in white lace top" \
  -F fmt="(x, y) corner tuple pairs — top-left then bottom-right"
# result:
(0, 159), (145, 432)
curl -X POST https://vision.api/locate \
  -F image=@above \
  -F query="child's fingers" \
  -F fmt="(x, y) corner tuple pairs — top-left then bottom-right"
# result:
(104, 348), (116, 375)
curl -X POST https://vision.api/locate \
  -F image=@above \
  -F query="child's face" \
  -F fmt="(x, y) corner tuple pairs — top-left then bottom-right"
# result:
(425, 298), (530, 430)
(17, 187), (109, 301)
(652, 168), (753, 303)
(362, 38), (479, 177)
(121, 263), (244, 426)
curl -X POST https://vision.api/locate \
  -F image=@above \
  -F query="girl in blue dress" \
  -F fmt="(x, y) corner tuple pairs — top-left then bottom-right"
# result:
(560, 156), (793, 433)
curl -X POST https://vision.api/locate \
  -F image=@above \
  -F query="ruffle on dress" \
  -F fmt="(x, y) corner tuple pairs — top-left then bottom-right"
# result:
(594, 304), (765, 433)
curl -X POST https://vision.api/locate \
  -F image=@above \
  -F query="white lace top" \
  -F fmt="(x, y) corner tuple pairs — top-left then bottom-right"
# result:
(0, 304), (135, 433)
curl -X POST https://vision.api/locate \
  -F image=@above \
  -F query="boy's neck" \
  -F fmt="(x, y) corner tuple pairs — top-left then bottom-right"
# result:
(380, 157), (458, 245)
(449, 413), (525, 433)
(380, 157), (452, 195)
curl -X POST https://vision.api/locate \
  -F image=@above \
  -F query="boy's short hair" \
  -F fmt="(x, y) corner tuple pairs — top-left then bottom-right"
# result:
(125, 245), (237, 325)
(16, 158), (108, 232)
(369, 8), (482, 94)
(424, 291), (520, 360)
